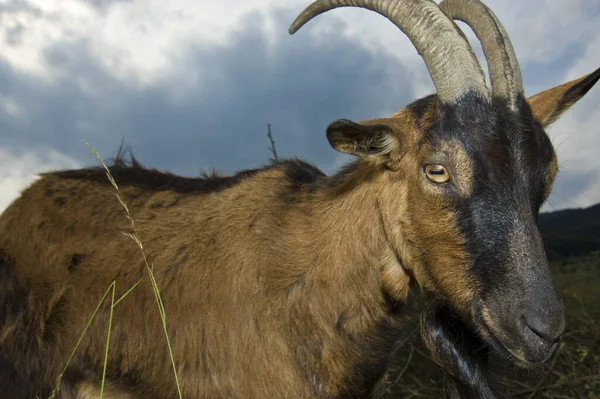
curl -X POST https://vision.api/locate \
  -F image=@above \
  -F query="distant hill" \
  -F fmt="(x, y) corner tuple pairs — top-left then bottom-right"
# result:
(539, 202), (600, 260)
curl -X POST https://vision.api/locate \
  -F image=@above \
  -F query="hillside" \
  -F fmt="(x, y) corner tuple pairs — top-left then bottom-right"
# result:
(539, 202), (600, 260)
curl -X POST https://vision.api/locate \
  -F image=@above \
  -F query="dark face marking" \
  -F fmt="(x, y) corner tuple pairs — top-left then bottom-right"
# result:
(423, 93), (564, 365)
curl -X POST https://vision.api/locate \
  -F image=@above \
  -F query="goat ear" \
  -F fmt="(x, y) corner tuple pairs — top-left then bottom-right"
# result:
(527, 66), (600, 128)
(326, 119), (399, 160)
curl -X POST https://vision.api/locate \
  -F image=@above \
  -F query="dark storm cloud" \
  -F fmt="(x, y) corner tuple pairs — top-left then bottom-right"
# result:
(0, 7), (415, 176)
(3, 4), (594, 209)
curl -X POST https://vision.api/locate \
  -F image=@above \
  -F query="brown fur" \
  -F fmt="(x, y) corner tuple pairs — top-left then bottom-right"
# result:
(0, 157), (409, 398)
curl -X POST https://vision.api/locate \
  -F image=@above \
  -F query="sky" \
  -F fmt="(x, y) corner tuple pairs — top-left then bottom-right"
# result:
(0, 0), (599, 213)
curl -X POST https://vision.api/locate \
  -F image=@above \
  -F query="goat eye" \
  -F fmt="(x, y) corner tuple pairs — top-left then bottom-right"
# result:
(424, 164), (450, 183)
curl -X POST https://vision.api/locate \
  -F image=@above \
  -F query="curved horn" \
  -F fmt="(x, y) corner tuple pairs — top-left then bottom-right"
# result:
(439, 0), (524, 108)
(289, 0), (489, 104)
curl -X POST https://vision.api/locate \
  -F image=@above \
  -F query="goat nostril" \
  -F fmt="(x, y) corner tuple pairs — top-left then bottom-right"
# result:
(525, 321), (551, 344)
(522, 314), (564, 347)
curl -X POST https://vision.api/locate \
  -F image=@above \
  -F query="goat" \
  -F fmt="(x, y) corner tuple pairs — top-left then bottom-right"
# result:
(1, 0), (599, 398)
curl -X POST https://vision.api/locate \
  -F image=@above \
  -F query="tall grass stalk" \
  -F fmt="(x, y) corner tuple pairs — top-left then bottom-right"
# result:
(47, 141), (183, 399)
(84, 140), (182, 399)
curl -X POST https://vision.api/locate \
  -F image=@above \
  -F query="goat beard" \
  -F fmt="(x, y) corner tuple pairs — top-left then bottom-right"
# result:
(420, 300), (503, 399)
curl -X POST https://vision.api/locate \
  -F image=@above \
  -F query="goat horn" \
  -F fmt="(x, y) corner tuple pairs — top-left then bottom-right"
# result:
(439, 0), (524, 109)
(289, 0), (489, 104)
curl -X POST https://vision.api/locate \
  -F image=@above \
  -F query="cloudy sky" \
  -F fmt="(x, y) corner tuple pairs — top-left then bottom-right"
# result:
(1, 0), (599, 213)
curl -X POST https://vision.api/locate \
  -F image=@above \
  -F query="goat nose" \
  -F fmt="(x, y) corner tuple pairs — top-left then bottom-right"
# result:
(522, 304), (565, 346)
